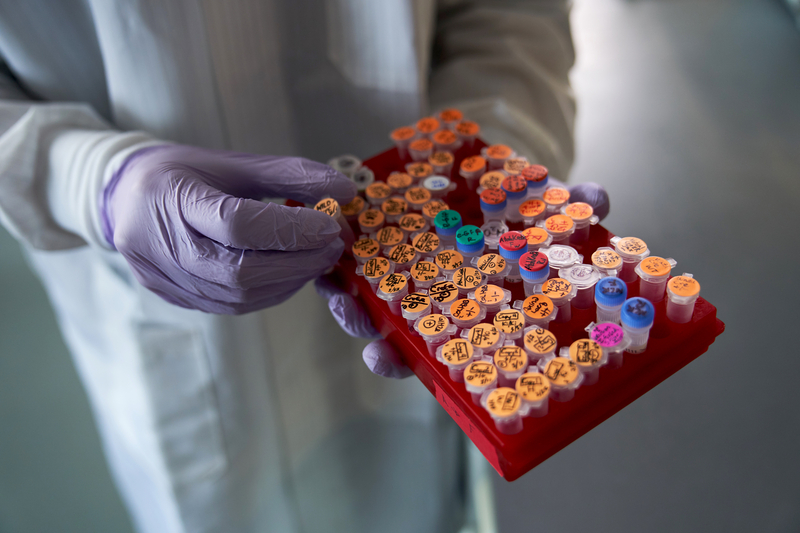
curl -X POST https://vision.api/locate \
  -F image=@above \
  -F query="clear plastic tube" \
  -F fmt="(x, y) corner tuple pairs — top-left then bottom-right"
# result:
(400, 290), (432, 327)
(666, 273), (701, 324)
(356, 257), (395, 289)
(514, 295), (558, 328)
(494, 344), (529, 388)
(522, 325), (558, 363)
(482, 387), (524, 434)
(436, 338), (481, 383)
(390, 127), (417, 160)
(559, 264), (603, 310)
(444, 298), (488, 331)
(610, 236), (650, 283)
(375, 271), (411, 315)
(409, 260), (440, 291)
(537, 356), (583, 402)
(414, 314), (457, 357)
(562, 339), (606, 386)
(620, 297), (655, 354)
(635, 256), (677, 303)
(585, 321), (631, 369)
(464, 359), (499, 405)
(515, 372), (550, 417)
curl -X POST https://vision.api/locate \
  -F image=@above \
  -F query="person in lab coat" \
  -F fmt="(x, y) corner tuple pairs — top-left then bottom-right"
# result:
(0, 1), (580, 532)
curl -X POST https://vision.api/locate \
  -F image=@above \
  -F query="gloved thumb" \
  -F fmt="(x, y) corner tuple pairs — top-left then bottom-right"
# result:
(179, 178), (342, 251)
(315, 276), (379, 338)
(363, 339), (413, 379)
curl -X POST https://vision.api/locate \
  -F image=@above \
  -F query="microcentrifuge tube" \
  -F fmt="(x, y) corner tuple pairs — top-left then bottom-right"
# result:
(494, 344), (529, 388)
(538, 356), (583, 402)
(665, 274), (701, 324)
(515, 372), (551, 417)
(620, 297), (656, 354)
(610, 236), (650, 283)
(436, 338), (479, 383)
(563, 338), (606, 386)
(594, 276), (628, 324)
(482, 387), (524, 434)
(376, 271), (411, 316)
(635, 256), (677, 303)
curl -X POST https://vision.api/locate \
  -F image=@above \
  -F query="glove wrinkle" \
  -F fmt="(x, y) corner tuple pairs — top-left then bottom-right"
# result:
(102, 144), (351, 314)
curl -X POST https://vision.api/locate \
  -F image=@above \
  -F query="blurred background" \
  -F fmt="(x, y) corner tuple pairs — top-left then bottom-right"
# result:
(1, 0), (798, 531)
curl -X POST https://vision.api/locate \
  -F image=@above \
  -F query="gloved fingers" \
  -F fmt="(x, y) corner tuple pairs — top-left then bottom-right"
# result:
(238, 156), (358, 205)
(568, 182), (610, 222)
(313, 277), (379, 338)
(187, 151), (357, 205)
(327, 292), (379, 338)
(175, 235), (345, 291)
(125, 251), (309, 314)
(177, 177), (342, 251)
(362, 339), (413, 379)
(313, 274), (344, 300)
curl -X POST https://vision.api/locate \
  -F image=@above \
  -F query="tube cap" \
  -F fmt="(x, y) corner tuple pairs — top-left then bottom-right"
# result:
(620, 297), (656, 329)
(434, 210), (463, 236)
(501, 176), (527, 200)
(498, 231), (527, 260)
(456, 225), (485, 254)
(521, 164), (548, 185)
(479, 188), (507, 212)
(422, 175), (451, 194)
(519, 252), (549, 282)
(594, 276), (628, 307)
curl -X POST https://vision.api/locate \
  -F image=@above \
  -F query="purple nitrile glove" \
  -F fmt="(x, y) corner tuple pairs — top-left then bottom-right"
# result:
(315, 276), (413, 379)
(568, 182), (610, 221)
(100, 144), (357, 314)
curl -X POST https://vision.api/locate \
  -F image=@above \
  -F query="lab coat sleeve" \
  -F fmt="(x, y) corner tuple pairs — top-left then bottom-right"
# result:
(429, 0), (576, 179)
(0, 67), (159, 251)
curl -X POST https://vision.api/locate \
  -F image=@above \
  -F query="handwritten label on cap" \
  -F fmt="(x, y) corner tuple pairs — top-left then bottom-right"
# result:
(522, 295), (554, 320)
(543, 357), (579, 386)
(453, 267), (482, 290)
(524, 328), (557, 355)
(494, 346), (527, 372)
(418, 314), (449, 336)
(468, 324), (501, 349)
(485, 388), (521, 418)
(516, 372), (551, 402)
(590, 323), (625, 347)
(435, 250), (464, 270)
(441, 339), (473, 364)
(410, 261), (439, 282)
(465, 361), (498, 387)
(494, 309), (525, 334)
(429, 280), (459, 304)
(477, 254), (507, 275)
(379, 273), (407, 294)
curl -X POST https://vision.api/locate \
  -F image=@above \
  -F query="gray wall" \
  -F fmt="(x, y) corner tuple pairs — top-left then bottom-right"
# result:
(492, 0), (800, 532)
(1, 0), (798, 532)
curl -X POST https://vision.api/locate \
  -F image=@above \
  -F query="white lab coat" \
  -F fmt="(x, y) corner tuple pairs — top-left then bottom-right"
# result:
(0, 1), (575, 532)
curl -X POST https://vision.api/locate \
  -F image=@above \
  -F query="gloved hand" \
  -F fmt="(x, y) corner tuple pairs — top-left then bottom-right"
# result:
(315, 276), (413, 379)
(100, 144), (356, 314)
(568, 182), (610, 221)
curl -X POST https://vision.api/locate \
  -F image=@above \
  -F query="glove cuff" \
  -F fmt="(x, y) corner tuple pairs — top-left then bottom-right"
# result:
(48, 129), (162, 249)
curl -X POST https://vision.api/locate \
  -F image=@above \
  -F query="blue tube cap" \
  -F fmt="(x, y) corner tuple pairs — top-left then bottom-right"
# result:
(434, 210), (463, 237)
(620, 297), (655, 329)
(455, 225), (485, 254)
(595, 276), (628, 307)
